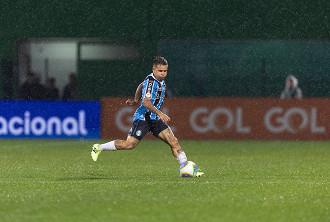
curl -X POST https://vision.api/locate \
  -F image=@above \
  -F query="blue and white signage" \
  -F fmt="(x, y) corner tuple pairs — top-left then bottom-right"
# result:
(0, 101), (100, 139)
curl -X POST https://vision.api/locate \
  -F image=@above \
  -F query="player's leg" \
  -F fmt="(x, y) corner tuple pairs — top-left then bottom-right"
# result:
(99, 136), (140, 150)
(91, 120), (148, 161)
(157, 127), (181, 156)
(91, 136), (140, 161)
(157, 127), (188, 165)
(111, 136), (140, 150)
(157, 128), (204, 177)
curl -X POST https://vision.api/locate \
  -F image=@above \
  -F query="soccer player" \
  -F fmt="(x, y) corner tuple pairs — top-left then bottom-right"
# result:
(91, 56), (203, 176)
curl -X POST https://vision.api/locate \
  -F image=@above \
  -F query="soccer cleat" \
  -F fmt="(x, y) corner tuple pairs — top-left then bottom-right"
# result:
(196, 172), (204, 177)
(91, 144), (102, 161)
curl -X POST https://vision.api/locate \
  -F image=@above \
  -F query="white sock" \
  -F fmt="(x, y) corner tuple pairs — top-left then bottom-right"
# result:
(176, 152), (187, 165)
(99, 141), (117, 151)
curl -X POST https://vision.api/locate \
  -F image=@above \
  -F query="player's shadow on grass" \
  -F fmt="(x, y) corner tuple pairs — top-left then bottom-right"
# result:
(57, 175), (118, 181)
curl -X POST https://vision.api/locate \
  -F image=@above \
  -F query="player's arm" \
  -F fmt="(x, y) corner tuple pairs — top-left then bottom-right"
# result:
(126, 82), (143, 106)
(143, 98), (170, 123)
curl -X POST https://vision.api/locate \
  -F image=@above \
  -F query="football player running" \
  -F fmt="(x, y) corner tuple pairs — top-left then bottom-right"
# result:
(91, 56), (203, 177)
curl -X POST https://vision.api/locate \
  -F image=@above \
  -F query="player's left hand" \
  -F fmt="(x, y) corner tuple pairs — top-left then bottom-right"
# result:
(126, 99), (138, 106)
(159, 113), (170, 123)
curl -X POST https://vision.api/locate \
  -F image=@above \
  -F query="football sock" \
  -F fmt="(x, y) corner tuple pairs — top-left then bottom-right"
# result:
(99, 141), (117, 151)
(176, 152), (187, 165)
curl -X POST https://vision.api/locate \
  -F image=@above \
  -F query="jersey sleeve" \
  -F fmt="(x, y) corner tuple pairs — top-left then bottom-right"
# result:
(142, 77), (157, 100)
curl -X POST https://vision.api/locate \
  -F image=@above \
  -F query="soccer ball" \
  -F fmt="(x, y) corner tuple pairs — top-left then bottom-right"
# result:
(179, 161), (198, 177)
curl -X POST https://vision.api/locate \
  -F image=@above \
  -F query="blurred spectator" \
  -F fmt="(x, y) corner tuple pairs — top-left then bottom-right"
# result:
(45, 77), (59, 100)
(62, 73), (77, 101)
(20, 71), (35, 100)
(20, 72), (46, 100)
(280, 75), (302, 99)
(32, 76), (46, 100)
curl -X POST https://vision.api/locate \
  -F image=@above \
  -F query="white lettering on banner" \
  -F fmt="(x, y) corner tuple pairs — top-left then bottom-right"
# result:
(31, 117), (47, 135)
(190, 107), (250, 134)
(47, 117), (61, 135)
(264, 107), (325, 133)
(9, 117), (23, 135)
(63, 117), (78, 136)
(79, 111), (88, 135)
(116, 107), (134, 132)
(0, 117), (7, 134)
(24, 111), (30, 135)
(0, 111), (88, 136)
(310, 108), (325, 133)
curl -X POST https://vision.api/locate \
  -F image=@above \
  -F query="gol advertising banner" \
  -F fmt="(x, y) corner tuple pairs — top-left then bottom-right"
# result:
(101, 98), (330, 140)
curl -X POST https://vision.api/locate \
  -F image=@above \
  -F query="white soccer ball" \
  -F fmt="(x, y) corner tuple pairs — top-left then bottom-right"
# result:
(179, 161), (198, 177)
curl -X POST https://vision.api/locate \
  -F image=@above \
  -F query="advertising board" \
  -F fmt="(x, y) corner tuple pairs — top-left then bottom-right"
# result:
(0, 101), (100, 139)
(101, 98), (329, 140)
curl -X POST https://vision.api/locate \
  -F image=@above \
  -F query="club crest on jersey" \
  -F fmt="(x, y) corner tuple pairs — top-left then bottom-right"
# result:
(136, 130), (142, 136)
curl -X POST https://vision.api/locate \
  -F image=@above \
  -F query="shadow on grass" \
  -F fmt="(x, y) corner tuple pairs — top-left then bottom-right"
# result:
(56, 175), (119, 181)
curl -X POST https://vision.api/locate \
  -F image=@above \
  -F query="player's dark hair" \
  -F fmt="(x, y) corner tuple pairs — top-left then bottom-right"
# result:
(153, 56), (168, 66)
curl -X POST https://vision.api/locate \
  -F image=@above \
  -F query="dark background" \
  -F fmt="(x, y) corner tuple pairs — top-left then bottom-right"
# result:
(1, 0), (329, 100)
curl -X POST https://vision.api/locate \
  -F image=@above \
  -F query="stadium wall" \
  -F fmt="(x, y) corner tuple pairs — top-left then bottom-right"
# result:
(101, 97), (330, 140)
(1, 98), (329, 141)
(0, 0), (329, 99)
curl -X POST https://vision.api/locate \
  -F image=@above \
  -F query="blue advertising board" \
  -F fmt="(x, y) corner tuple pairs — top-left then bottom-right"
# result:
(0, 101), (100, 139)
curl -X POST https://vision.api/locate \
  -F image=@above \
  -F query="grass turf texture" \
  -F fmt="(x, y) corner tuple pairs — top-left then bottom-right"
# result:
(0, 140), (329, 222)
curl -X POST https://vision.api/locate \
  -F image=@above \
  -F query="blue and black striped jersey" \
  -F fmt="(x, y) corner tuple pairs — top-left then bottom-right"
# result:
(133, 73), (166, 122)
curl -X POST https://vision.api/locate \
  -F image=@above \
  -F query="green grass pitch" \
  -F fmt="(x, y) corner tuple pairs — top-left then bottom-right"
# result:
(0, 139), (329, 222)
